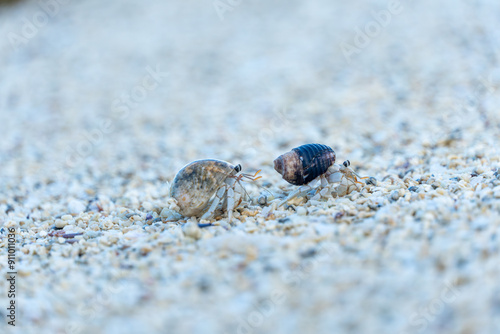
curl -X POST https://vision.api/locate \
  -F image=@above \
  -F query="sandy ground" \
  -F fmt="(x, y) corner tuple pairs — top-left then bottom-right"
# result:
(1, 0), (500, 333)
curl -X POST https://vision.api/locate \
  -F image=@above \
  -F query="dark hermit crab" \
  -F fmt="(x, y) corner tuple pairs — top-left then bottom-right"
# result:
(170, 159), (261, 222)
(274, 144), (372, 205)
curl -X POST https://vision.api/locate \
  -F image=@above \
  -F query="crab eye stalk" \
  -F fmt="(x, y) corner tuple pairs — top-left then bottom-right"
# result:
(343, 160), (350, 167)
(234, 164), (242, 173)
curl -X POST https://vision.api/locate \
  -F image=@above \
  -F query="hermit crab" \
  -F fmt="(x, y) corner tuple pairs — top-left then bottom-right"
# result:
(274, 144), (372, 205)
(170, 159), (261, 222)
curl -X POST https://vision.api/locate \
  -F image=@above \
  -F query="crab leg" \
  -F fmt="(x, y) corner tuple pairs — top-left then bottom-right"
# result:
(226, 185), (235, 222)
(279, 177), (320, 207)
(225, 177), (238, 222)
(200, 185), (227, 220)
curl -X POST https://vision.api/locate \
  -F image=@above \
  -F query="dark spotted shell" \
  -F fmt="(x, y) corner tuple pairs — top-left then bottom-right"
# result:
(274, 144), (336, 185)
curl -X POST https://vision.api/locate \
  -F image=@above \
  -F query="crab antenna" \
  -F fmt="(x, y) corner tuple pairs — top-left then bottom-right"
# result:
(238, 170), (274, 198)
(236, 179), (252, 201)
(351, 169), (370, 180)
(256, 183), (275, 197)
(241, 169), (262, 181)
(342, 172), (356, 187)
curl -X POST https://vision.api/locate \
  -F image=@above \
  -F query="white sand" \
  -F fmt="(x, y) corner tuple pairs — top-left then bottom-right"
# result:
(1, 0), (500, 333)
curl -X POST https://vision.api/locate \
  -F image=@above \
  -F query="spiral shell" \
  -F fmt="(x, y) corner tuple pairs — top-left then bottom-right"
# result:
(273, 144), (336, 185)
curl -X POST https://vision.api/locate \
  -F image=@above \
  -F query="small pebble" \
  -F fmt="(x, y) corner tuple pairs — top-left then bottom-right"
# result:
(182, 222), (202, 240)
(142, 202), (153, 211)
(68, 200), (86, 214)
(160, 208), (182, 220)
(55, 219), (67, 228)
(296, 207), (307, 216)
(390, 190), (400, 201)
(258, 195), (267, 205)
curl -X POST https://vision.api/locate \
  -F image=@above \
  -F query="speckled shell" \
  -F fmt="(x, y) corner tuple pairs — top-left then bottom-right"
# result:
(170, 159), (237, 217)
(274, 144), (336, 185)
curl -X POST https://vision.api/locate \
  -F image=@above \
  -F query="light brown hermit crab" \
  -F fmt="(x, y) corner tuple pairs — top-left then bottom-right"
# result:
(274, 144), (373, 205)
(170, 159), (261, 222)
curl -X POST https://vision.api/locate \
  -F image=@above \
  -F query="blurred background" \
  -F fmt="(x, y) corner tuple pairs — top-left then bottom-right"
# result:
(1, 0), (500, 333)
(1, 0), (499, 182)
